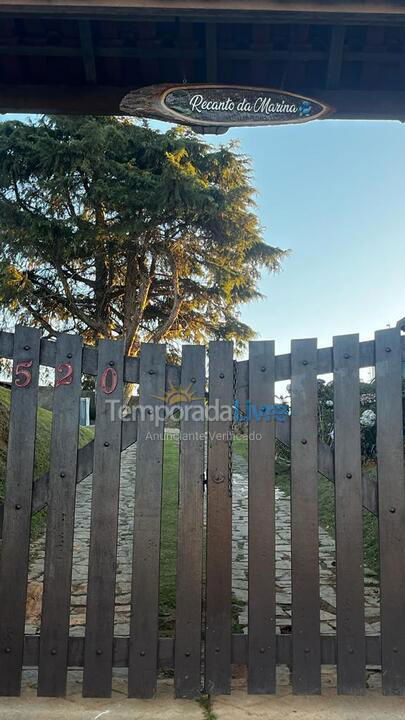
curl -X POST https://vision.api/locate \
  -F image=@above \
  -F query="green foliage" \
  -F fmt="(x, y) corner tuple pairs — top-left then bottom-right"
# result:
(159, 434), (179, 634)
(0, 116), (287, 355)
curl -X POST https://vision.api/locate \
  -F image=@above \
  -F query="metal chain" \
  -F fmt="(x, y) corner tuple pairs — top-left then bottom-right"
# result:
(228, 359), (237, 497)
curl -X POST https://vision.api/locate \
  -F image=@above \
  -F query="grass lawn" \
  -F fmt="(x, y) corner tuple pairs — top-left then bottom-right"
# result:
(0, 386), (94, 538)
(159, 433), (247, 634)
(159, 433), (180, 633)
(233, 434), (379, 575)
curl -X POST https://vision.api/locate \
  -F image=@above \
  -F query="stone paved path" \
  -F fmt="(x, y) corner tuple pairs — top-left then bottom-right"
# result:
(231, 454), (380, 635)
(26, 443), (381, 641)
(26, 444), (137, 635)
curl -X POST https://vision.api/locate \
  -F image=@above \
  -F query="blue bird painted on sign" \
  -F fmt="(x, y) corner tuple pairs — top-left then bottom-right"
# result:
(298, 101), (312, 117)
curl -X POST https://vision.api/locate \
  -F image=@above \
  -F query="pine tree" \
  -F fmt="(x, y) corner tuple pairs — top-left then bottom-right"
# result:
(0, 115), (287, 355)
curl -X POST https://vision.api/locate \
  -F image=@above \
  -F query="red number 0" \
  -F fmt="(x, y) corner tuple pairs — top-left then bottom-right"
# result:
(100, 367), (118, 395)
(15, 360), (33, 388)
(56, 362), (73, 387)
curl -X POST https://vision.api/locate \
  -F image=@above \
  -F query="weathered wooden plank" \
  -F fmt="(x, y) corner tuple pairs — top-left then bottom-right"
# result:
(24, 635), (174, 670)
(7, 38), (405, 62)
(333, 334), (365, 694)
(375, 328), (405, 695)
(0, 326), (383, 544)
(1, 330), (405, 382)
(236, 362), (378, 516)
(83, 338), (125, 697)
(0, 330), (182, 385)
(205, 341), (234, 695)
(0, 414), (139, 540)
(0, 388), (180, 542)
(128, 343), (166, 698)
(174, 345), (206, 698)
(234, 335), (405, 386)
(0, 325), (41, 696)
(1, 399), (378, 545)
(248, 341), (276, 693)
(290, 338), (321, 694)
(0, 417), (379, 545)
(23, 633), (382, 670)
(38, 334), (83, 697)
(280, 420), (377, 516)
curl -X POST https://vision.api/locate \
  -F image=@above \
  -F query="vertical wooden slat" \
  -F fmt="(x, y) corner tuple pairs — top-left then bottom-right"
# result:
(333, 334), (365, 694)
(375, 328), (405, 695)
(248, 341), (276, 693)
(128, 343), (166, 698)
(38, 333), (83, 697)
(205, 341), (233, 695)
(290, 338), (320, 694)
(174, 345), (206, 698)
(0, 325), (41, 695)
(83, 338), (124, 697)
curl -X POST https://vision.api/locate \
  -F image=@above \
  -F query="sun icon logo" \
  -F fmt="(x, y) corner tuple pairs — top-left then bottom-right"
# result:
(154, 382), (203, 405)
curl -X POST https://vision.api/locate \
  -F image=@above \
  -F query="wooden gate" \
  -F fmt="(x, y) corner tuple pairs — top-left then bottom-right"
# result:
(0, 325), (404, 698)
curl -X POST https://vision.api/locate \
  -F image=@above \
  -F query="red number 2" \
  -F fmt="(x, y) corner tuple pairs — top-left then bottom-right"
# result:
(15, 360), (33, 388)
(100, 367), (118, 395)
(56, 362), (73, 388)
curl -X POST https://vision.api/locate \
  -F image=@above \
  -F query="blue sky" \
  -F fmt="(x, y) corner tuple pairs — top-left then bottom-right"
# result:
(3, 114), (404, 356)
(218, 119), (405, 355)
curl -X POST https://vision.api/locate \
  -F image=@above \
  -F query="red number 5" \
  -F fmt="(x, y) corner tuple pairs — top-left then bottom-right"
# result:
(15, 360), (33, 388)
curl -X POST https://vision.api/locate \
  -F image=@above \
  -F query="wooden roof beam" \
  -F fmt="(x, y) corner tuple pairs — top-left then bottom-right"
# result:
(2, 7), (405, 27)
(0, 84), (404, 119)
(0, 44), (204, 58)
(1, 44), (405, 65)
(326, 25), (346, 89)
(1, 1), (405, 18)
(79, 20), (97, 84)
(205, 22), (217, 82)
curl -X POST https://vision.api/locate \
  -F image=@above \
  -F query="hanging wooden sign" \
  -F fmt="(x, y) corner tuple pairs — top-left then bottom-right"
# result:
(120, 84), (332, 132)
